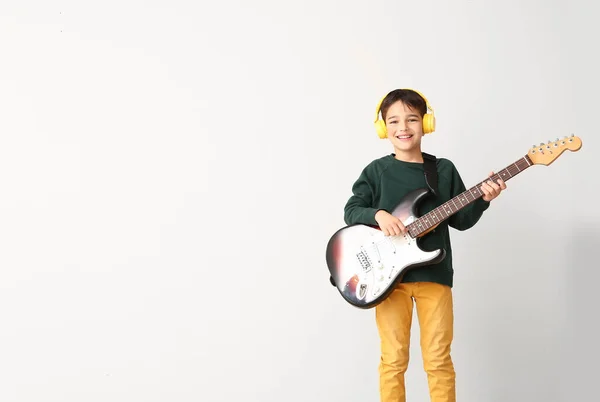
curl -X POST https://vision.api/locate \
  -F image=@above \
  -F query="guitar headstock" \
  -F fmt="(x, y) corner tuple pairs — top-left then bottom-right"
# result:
(527, 134), (582, 166)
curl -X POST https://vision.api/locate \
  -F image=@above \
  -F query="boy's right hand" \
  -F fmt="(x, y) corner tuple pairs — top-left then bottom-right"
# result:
(375, 210), (407, 236)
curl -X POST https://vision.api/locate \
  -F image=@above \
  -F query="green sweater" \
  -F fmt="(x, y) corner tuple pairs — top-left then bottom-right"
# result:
(343, 153), (490, 288)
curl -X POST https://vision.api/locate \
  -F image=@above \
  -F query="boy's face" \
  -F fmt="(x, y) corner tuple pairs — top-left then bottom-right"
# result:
(384, 100), (423, 154)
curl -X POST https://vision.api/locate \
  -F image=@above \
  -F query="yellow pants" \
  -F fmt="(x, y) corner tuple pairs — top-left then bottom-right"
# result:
(376, 282), (455, 402)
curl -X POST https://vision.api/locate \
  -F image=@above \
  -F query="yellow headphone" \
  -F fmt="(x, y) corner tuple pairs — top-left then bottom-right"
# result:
(374, 88), (436, 139)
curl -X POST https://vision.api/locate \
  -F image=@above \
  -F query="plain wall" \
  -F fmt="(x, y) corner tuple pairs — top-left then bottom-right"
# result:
(0, 1), (597, 401)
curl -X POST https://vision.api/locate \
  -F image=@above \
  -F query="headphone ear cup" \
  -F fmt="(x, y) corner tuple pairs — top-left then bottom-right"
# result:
(374, 120), (388, 139)
(422, 114), (436, 134)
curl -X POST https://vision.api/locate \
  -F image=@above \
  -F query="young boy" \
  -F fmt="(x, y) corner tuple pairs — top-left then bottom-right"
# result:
(343, 89), (506, 402)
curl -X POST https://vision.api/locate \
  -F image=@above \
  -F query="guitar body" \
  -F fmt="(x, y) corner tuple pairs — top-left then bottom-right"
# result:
(326, 188), (446, 309)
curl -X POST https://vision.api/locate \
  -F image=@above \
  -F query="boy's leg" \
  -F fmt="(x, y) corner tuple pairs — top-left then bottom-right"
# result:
(414, 282), (456, 402)
(375, 283), (415, 402)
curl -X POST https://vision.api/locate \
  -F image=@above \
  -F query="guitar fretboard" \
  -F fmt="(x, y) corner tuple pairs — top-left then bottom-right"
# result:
(406, 156), (533, 238)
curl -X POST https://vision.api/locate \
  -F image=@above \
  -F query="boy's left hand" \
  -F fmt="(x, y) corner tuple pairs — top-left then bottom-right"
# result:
(481, 171), (507, 202)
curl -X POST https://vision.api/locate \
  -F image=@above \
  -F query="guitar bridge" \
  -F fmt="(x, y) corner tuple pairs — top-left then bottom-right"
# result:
(356, 247), (373, 273)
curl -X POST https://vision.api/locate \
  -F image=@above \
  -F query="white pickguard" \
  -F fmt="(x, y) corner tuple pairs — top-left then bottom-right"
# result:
(336, 219), (442, 305)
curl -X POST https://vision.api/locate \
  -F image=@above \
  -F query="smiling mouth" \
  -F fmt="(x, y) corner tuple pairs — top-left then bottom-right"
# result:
(396, 134), (413, 140)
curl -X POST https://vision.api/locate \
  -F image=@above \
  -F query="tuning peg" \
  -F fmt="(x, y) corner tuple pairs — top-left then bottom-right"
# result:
(571, 133), (575, 137)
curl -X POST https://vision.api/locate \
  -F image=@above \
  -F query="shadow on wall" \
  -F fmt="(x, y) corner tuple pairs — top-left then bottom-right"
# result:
(472, 221), (600, 402)
(560, 223), (600, 401)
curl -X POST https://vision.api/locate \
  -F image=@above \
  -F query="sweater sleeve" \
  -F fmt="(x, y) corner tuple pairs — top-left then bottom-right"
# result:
(448, 162), (490, 231)
(343, 164), (381, 226)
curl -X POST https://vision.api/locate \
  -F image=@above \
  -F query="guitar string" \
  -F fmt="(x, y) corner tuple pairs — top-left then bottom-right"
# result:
(407, 160), (531, 234)
(410, 161), (528, 214)
(359, 163), (529, 242)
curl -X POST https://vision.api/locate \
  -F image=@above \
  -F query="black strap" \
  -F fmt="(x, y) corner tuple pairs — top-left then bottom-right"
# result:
(422, 152), (438, 197)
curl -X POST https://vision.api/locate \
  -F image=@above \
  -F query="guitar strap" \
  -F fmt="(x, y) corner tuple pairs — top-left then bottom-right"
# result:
(329, 152), (439, 288)
(422, 152), (439, 197)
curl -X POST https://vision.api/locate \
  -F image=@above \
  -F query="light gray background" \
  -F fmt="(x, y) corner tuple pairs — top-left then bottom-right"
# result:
(1, 1), (597, 401)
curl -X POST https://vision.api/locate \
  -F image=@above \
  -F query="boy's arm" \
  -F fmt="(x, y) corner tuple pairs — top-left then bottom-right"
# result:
(343, 167), (381, 226)
(448, 163), (491, 231)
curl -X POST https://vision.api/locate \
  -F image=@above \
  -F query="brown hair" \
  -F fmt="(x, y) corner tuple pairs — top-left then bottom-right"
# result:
(379, 89), (427, 121)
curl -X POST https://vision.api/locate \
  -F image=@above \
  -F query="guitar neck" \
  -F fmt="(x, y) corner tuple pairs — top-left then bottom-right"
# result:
(407, 155), (533, 238)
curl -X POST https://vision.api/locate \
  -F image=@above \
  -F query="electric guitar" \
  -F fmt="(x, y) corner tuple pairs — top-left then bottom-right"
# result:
(326, 135), (582, 309)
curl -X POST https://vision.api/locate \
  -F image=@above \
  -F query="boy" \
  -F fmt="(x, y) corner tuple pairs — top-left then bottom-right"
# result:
(343, 89), (506, 402)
